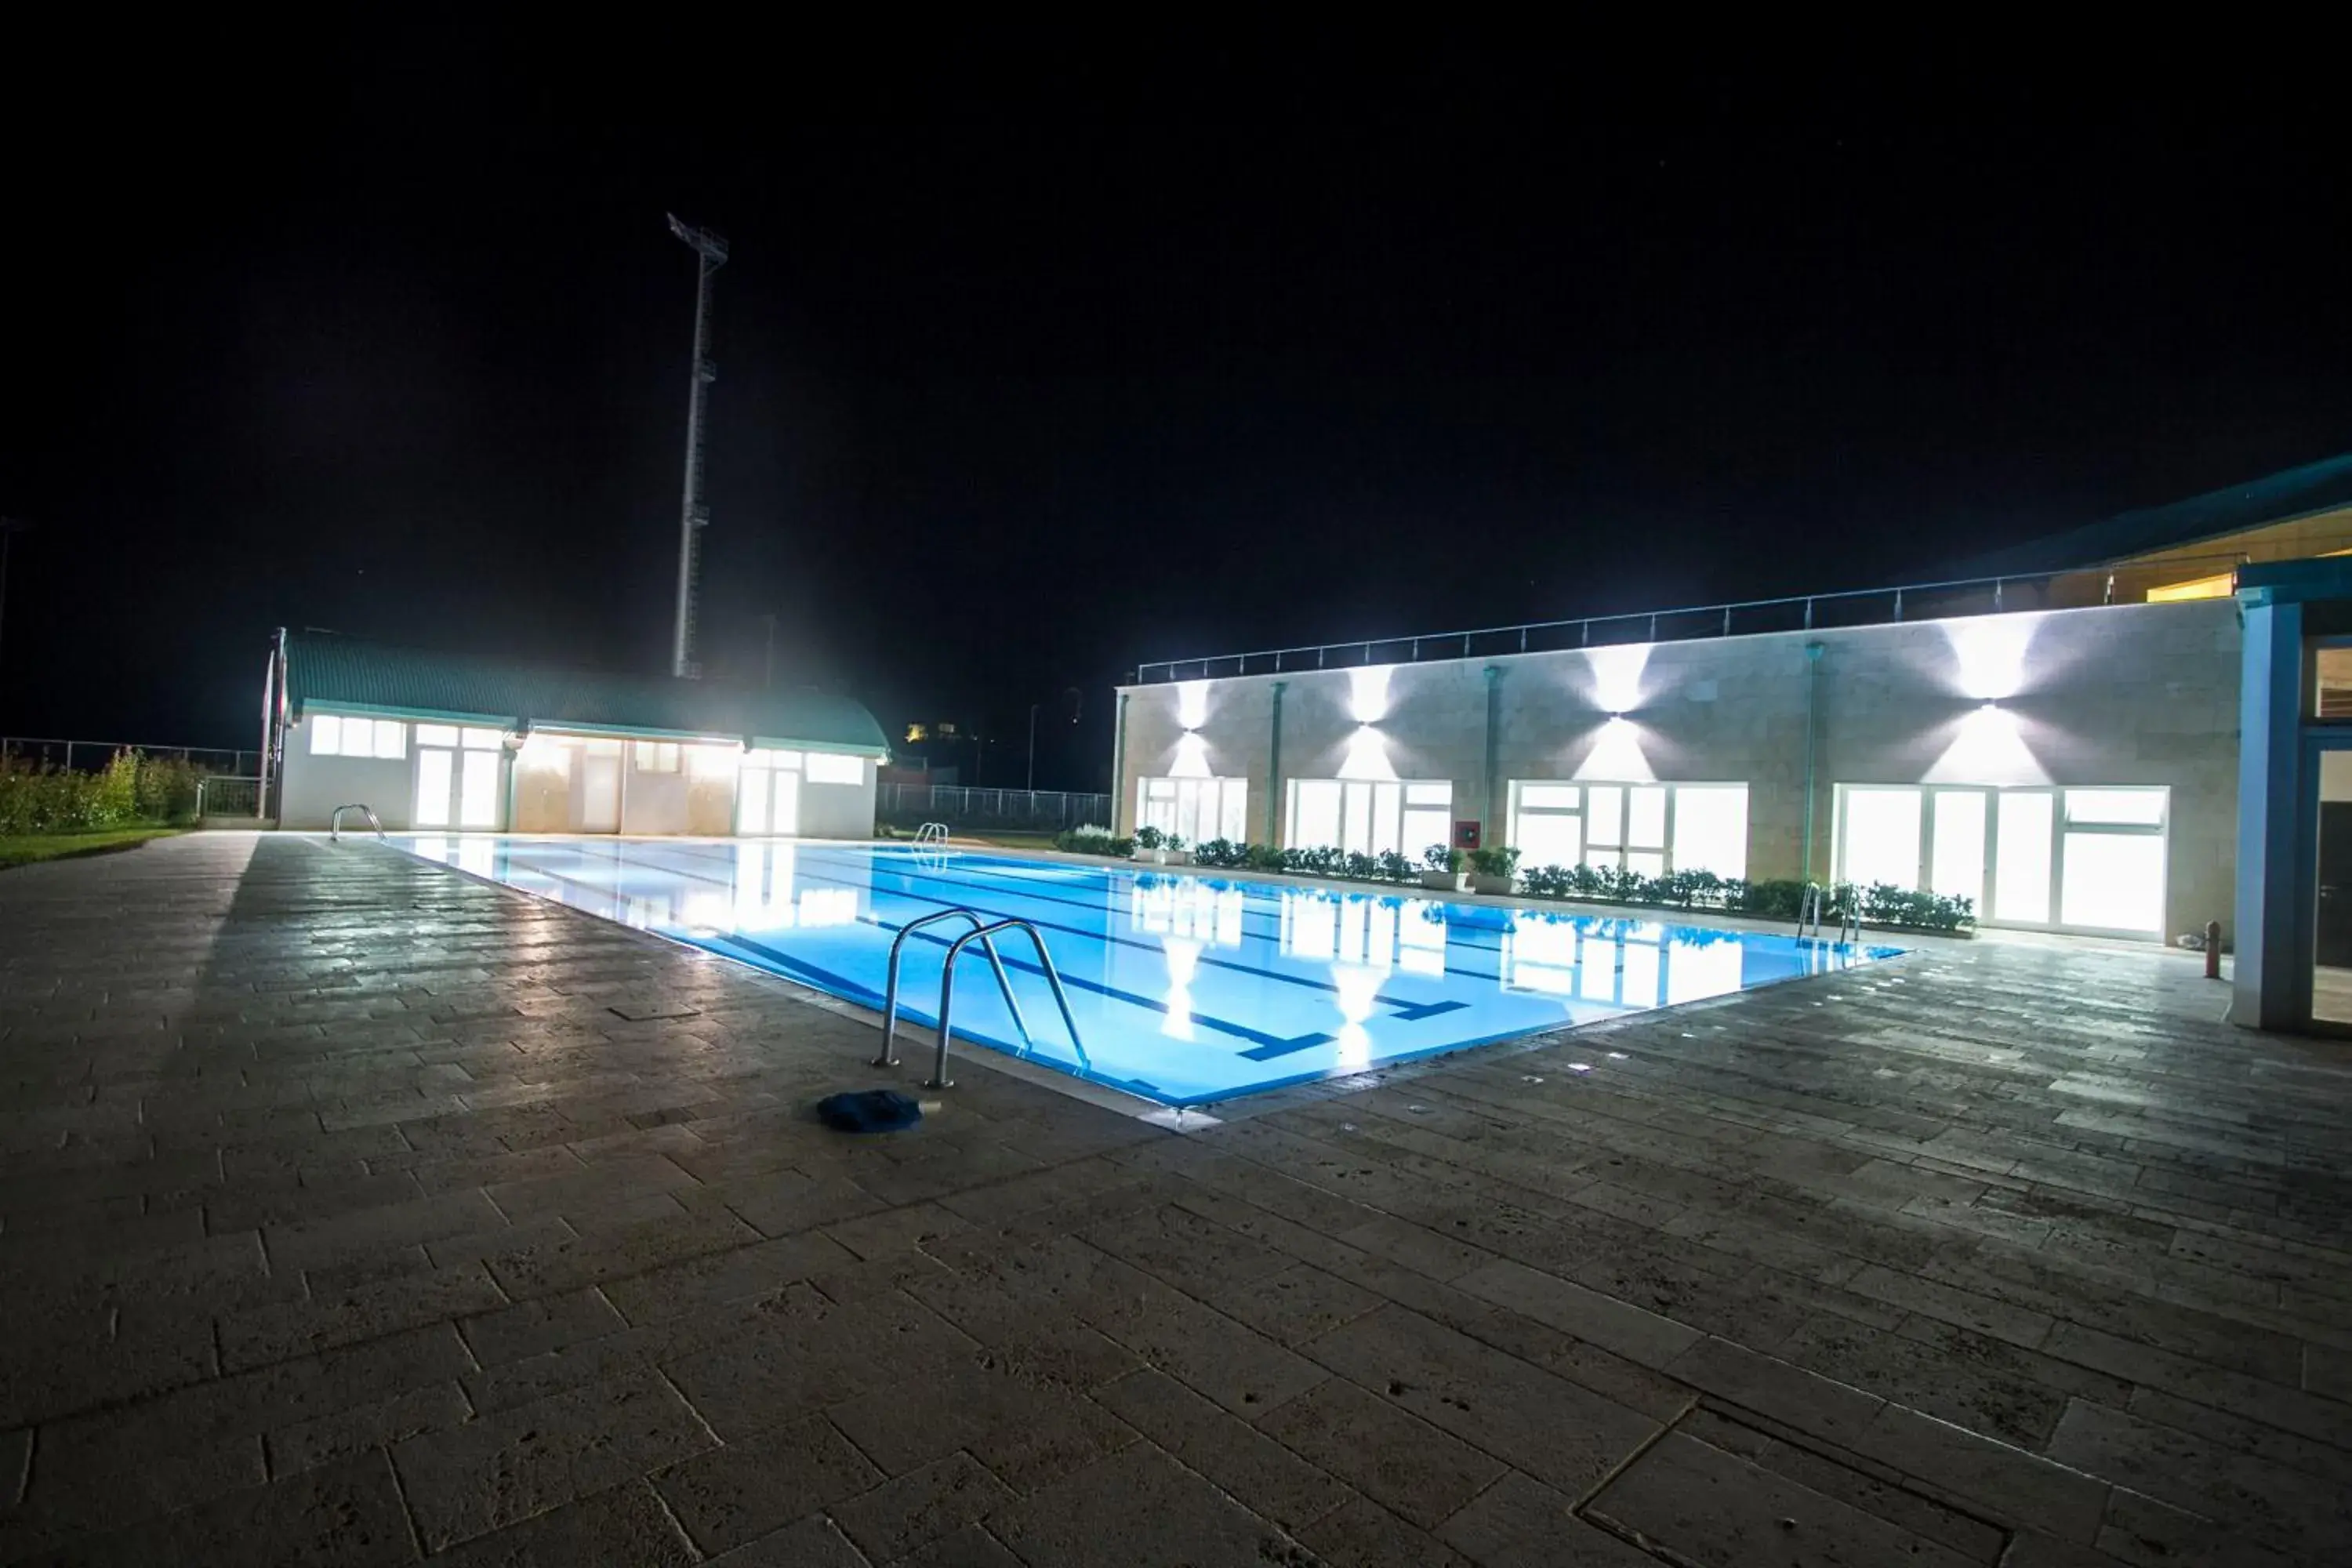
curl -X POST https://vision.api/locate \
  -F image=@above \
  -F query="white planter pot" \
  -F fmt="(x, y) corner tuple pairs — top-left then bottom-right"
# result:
(1132, 847), (1168, 865)
(1420, 869), (1468, 892)
(1468, 873), (1515, 895)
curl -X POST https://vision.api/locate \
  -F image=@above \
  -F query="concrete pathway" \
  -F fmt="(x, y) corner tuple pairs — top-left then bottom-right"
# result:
(2, 833), (2348, 1565)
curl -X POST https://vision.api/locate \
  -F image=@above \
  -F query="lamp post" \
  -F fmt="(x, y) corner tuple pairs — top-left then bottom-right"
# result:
(1026, 702), (1040, 792)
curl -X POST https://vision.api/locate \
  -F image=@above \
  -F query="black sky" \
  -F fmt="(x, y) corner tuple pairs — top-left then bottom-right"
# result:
(4, 42), (2347, 789)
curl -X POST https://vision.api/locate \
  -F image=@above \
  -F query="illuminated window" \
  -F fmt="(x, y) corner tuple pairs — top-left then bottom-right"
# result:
(1137, 776), (1247, 844)
(1831, 782), (2166, 935)
(307, 713), (407, 758)
(1285, 778), (1449, 855)
(1508, 781), (1746, 878)
(804, 752), (865, 786)
(2145, 572), (2233, 603)
(461, 727), (503, 750)
(416, 724), (459, 747)
(905, 724), (929, 742)
(739, 749), (802, 836)
(635, 742), (681, 774)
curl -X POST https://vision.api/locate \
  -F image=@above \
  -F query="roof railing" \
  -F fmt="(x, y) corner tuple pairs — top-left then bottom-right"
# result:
(1131, 551), (2255, 684)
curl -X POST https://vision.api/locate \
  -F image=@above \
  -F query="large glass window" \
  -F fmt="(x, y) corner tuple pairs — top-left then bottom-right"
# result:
(1994, 792), (2054, 924)
(739, 750), (802, 835)
(1832, 783), (2166, 935)
(1839, 787), (1924, 891)
(1510, 781), (1747, 879)
(2059, 788), (2167, 933)
(1286, 778), (1450, 856)
(1138, 776), (1248, 845)
(309, 713), (406, 759)
(804, 752), (865, 786)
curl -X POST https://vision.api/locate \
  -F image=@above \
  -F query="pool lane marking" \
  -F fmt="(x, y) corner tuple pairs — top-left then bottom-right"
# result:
(438, 843), (1374, 1059)
(655, 841), (1490, 1009)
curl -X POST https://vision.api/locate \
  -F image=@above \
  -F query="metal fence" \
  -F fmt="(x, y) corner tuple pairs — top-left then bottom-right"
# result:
(195, 775), (263, 818)
(1132, 553), (2256, 684)
(1, 736), (261, 774)
(877, 783), (1112, 833)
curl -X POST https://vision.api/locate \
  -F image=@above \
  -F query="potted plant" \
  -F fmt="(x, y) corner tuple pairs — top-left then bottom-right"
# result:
(1164, 833), (1191, 866)
(1421, 843), (1468, 892)
(1134, 825), (1168, 865)
(1466, 844), (1521, 895)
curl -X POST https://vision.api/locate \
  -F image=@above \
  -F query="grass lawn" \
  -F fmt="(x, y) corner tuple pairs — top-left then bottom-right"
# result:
(0, 826), (183, 869)
(964, 830), (1062, 851)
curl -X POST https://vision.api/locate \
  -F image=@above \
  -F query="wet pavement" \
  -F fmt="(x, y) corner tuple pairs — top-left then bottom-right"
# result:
(2, 833), (2347, 1565)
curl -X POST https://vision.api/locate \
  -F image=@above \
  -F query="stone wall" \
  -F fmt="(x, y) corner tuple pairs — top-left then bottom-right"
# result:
(1116, 598), (2241, 942)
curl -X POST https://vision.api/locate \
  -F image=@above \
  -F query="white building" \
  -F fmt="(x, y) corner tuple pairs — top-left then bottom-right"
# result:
(262, 632), (887, 837)
(1111, 456), (2352, 1029)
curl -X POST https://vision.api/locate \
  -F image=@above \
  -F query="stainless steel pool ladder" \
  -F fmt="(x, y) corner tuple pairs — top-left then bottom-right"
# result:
(1796, 881), (1860, 944)
(873, 908), (1086, 1090)
(329, 804), (387, 843)
(913, 822), (950, 848)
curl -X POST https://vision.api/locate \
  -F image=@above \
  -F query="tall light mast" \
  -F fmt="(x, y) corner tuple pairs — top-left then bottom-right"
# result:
(666, 213), (728, 678)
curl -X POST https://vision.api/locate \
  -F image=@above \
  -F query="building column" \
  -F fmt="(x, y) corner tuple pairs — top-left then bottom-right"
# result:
(2234, 598), (2304, 1029)
(1109, 691), (1131, 835)
(1483, 666), (1503, 845)
(1265, 681), (1287, 845)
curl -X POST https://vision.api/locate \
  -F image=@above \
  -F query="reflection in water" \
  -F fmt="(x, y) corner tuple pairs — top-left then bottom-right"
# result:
(1330, 964), (1383, 1071)
(387, 837), (1901, 1109)
(1131, 880), (1245, 947)
(1161, 936), (1200, 1041)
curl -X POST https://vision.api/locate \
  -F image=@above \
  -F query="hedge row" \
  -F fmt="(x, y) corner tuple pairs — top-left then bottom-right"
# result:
(0, 753), (206, 835)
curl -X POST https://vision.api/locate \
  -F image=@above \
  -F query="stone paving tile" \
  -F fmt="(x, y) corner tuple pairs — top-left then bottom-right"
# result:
(13, 1449), (417, 1566)
(984, 1442), (1305, 1567)
(390, 1370), (717, 1551)
(702, 1514), (872, 1566)
(2043, 1398), (2352, 1560)
(7, 837), (2352, 1562)
(650, 1412), (880, 1555)
(828, 1451), (1015, 1563)
(428, 1478), (699, 1566)
(1255, 1374), (1507, 1529)
(1588, 1431), (1981, 1568)
(1303, 1303), (1661, 1499)
(1434, 1471), (1660, 1566)
(1091, 1367), (1351, 1531)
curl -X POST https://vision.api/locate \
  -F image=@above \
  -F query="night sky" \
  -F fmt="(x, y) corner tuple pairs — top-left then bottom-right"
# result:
(4, 45), (2347, 789)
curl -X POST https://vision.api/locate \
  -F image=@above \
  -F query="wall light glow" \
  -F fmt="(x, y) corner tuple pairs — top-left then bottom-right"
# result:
(1348, 665), (1395, 724)
(1169, 731), (1213, 779)
(1586, 644), (1652, 716)
(1175, 680), (1211, 731)
(1925, 702), (2049, 786)
(1336, 724), (1397, 781)
(1945, 615), (2041, 702)
(1573, 716), (1654, 782)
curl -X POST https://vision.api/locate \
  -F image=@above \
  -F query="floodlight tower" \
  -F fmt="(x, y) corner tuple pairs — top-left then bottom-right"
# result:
(666, 213), (729, 679)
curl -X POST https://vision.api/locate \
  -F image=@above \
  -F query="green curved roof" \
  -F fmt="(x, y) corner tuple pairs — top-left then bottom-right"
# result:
(283, 633), (888, 755)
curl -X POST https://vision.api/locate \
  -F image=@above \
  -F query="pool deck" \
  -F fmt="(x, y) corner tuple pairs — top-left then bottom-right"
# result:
(0, 834), (2346, 1565)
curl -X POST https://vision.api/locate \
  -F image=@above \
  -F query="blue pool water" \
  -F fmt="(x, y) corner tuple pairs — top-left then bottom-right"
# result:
(395, 837), (1904, 1107)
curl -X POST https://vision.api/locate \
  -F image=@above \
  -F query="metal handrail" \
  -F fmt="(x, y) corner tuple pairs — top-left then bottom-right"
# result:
(1131, 548), (2267, 684)
(913, 822), (950, 848)
(875, 909), (1029, 1067)
(329, 804), (386, 843)
(1797, 881), (1861, 944)
(926, 918), (1086, 1090)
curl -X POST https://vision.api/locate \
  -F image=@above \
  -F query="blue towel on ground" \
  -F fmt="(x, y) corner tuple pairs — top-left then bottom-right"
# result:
(816, 1089), (924, 1133)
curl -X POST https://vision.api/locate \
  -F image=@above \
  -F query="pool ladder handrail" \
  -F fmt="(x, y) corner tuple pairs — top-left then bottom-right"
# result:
(913, 822), (950, 848)
(1796, 881), (1860, 944)
(873, 908), (1086, 1090)
(330, 804), (387, 844)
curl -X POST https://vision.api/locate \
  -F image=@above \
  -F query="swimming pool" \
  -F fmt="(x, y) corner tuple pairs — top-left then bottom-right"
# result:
(395, 836), (1904, 1106)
